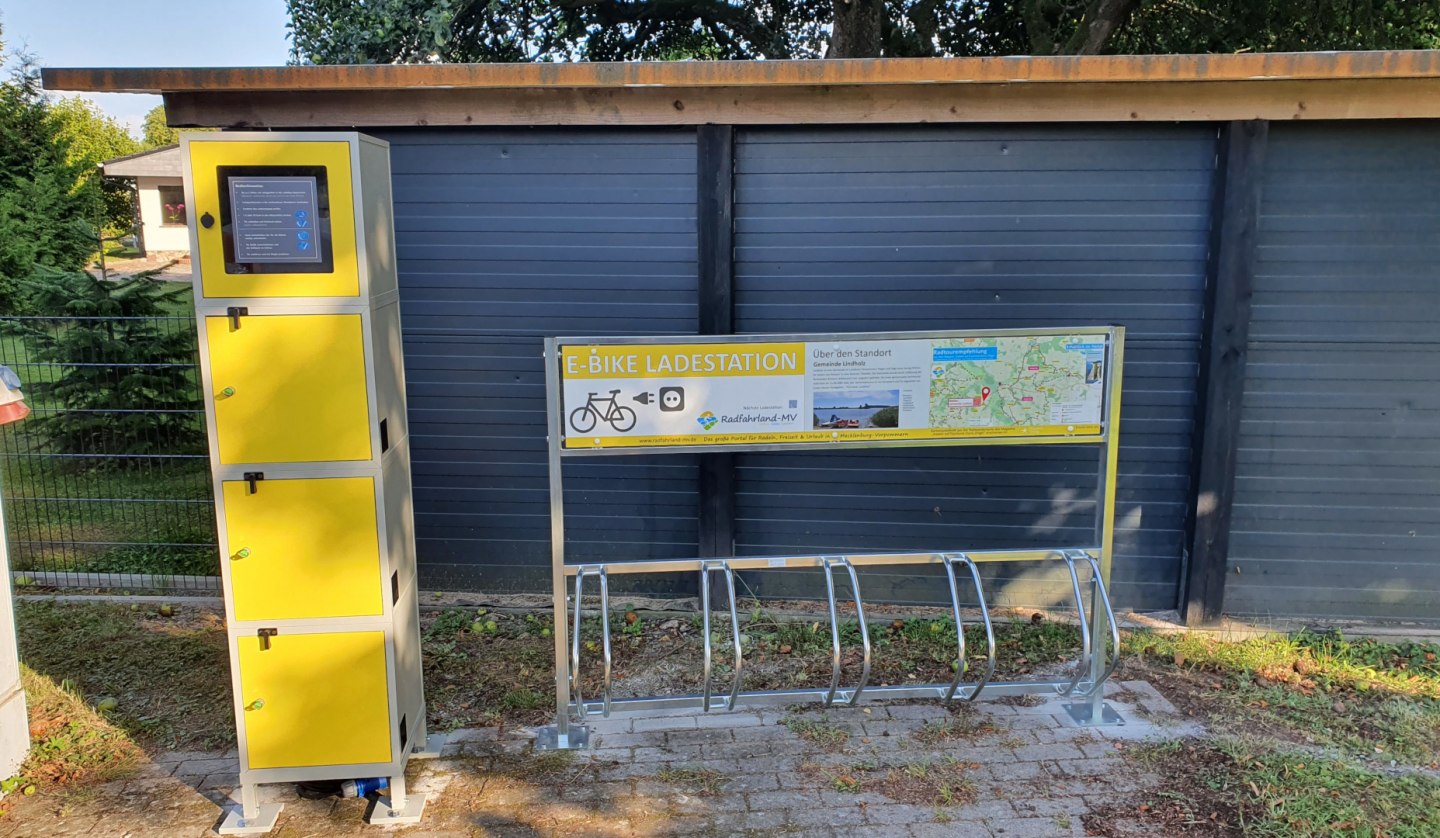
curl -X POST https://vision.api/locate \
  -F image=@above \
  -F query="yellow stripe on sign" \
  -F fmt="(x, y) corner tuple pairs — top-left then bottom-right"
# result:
(564, 424), (1104, 449)
(562, 343), (804, 380)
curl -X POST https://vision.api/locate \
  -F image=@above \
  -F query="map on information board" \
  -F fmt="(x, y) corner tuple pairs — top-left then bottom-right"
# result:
(929, 335), (1105, 432)
(557, 331), (1111, 450)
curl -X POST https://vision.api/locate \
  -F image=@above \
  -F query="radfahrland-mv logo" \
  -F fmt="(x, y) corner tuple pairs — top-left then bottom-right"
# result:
(696, 411), (718, 430)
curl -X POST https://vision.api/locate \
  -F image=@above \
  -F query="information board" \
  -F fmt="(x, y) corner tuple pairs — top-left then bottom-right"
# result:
(228, 176), (323, 264)
(557, 331), (1110, 450)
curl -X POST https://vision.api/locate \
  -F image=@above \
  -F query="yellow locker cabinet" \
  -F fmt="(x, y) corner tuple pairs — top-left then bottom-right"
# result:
(223, 476), (383, 621)
(184, 134), (398, 302)
(190, 133), (424, 834)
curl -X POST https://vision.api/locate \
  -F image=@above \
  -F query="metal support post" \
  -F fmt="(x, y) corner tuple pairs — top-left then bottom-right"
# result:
(537, 340), (586, 750)
(1064, 330), (1127, 727)
(368, 771), (425, 826)
(217, 782), (281, 835)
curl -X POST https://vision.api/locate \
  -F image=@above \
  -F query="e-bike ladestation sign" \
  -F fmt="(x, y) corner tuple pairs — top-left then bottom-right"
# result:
(539, 327), (1127, 750)
(559, 332), (1108, 450)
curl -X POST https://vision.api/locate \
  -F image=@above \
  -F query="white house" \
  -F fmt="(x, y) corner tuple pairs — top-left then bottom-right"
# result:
(102, 145), (190, 261)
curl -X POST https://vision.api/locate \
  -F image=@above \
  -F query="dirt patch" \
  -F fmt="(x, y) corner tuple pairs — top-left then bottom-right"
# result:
(798, 756), (979, 807)
(653, 766), (732, 796)
(913, 706), (1000, 746)
(1082, 741), (1242, 837)
(879, 758), (977, 807)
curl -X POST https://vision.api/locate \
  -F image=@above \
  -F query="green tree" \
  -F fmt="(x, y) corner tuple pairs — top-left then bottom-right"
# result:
(285, 0), (1440, 62)
(0, 35), (95, 313)
(15, 267), (204, 464)
(47, 96), (141, 235)
(142, 105), (179, 147)
(141, 105), (215, 149)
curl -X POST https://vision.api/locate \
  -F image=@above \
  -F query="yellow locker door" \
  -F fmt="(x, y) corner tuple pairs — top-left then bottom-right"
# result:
(224, 477), (383, 621)
(238, 631), (392, 769)
(207, 314), (372, 464)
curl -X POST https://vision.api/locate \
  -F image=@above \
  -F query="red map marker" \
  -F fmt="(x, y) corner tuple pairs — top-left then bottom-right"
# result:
(981, 387), (991, 403)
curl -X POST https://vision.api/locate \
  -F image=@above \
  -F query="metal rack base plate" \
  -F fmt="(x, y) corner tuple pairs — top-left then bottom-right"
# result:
(535, 724), (590, 751)
(1062, 701), (1126, 727)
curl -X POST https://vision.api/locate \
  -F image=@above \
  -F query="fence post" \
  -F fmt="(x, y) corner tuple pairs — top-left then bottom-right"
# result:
(697, 125), (736, 558)
(1182, 120), (1268, 627)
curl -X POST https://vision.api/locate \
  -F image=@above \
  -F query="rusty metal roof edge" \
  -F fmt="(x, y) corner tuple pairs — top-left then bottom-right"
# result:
(41, 51), (1440, 95)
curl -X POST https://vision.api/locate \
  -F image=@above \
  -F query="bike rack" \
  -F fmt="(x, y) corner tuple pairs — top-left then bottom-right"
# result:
(537, 327), (1129, 751)
(942, 553), (996, 703)
(700, 560), (743, 712)
(821, 557), (872, 707)
(570, 565), (613, 720)
(1064, 550), (1121, 698)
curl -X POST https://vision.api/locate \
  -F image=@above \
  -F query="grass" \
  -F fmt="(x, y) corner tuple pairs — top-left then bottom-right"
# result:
(15, 600), (232, 751)
(779, 714), (851, 752)
(880, 756), (976, 807)
(16, 664), (144, 791)
(799, 755), (977, 807)
(912, 708), (998, 746)
(1232, 749), (1440, 837)
(654, 766), (731, 796)
(1127, 627), (1440, 765)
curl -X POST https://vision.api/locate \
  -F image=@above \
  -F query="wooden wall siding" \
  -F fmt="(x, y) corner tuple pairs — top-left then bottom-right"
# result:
(1225, 122), (1440, 621)
(728, 125), (1215, 611)
(375, 128), (700, 591)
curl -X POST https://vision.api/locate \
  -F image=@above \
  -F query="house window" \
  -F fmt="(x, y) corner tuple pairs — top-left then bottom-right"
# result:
(157, 184), (187, 226)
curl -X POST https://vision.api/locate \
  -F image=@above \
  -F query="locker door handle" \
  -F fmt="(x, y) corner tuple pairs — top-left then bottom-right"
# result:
(227, 306), (248, 329)
(257, 628), (277, 650)
(244, 472), (264, 494)
(245, 699), (265, 711)
(232, 548), (250, 560)
(219, 387), (236, 398)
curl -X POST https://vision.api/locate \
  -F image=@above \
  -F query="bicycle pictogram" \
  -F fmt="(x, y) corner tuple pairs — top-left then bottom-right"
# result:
(569, 390), (638, 433)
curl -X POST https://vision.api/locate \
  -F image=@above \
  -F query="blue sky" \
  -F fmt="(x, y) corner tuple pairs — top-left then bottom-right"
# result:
(3, 1), (290, 132)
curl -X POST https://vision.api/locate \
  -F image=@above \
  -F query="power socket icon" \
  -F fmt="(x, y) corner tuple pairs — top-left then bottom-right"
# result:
(659, 387), (685, 412)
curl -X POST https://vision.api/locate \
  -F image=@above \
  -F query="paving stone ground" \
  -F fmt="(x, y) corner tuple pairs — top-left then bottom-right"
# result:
(0, 681), (1199, 837)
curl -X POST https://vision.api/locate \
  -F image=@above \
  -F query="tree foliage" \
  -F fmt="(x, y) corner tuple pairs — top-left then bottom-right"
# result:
(286, 0), (1440, 63)
(47, 97), (141, 235)
(15, 267), (204, 464)
(142, 105), (180, 148)
(0, 33), (96, 313)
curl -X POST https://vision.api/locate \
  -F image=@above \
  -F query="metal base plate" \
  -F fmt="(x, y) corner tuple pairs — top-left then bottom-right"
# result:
(366, 794), (427, 826)
(410, 732), (446, 760)
(534, 724), (590, 750)
(217, 803), (283, 835)
(1062, 701), (1126, 727)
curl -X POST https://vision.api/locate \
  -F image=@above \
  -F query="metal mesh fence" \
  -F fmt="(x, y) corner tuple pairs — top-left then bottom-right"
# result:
(0, 316), (219, 592)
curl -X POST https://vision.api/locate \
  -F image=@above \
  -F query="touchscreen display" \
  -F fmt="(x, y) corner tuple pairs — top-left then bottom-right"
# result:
(217, 165), (335, 275)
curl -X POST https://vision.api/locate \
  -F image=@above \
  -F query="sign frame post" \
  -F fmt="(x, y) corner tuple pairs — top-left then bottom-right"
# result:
(538, 326), (1126, 749)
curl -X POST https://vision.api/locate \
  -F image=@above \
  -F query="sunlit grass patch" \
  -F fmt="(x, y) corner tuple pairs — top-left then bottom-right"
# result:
(19, 664), (144, 791)
(1225, 745), (1440, 838)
